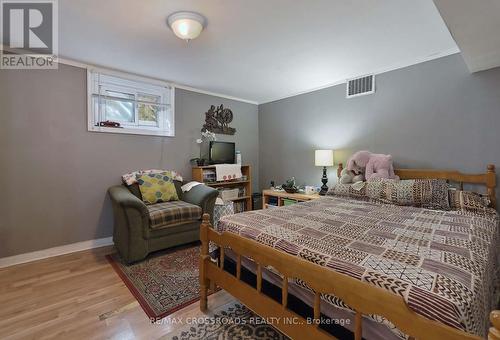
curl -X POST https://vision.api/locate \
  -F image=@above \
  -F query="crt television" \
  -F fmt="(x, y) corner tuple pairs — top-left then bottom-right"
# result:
(209, 141), (235, 164)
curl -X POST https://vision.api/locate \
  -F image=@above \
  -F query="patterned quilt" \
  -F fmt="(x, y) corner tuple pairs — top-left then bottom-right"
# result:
(218, 196), (500, 338)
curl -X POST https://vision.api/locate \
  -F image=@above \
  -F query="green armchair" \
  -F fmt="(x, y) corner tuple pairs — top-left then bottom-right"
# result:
(108, 181), (218, 264)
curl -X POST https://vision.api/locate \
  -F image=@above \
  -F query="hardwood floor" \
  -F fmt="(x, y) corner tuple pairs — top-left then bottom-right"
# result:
(0, 246), (235, 340)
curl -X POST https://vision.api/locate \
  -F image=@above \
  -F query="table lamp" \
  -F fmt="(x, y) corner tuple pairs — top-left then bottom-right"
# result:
(315, 149), (334, 195)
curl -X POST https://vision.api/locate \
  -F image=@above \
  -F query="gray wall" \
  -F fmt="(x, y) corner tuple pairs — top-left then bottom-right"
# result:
(258, 54), (500, 198)
(0, 64), (258, 258)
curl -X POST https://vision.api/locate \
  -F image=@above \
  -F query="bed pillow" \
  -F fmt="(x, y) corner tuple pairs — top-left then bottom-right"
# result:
(382, 179), (450, 210)
(327, 181), (385, 201)
(448, 188), (491, 212)
(328, 183), (367, 199)
(137, 171), (179, 204)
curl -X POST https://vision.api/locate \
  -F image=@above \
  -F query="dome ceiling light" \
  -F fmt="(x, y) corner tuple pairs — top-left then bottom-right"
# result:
(167, 11), (206, 41)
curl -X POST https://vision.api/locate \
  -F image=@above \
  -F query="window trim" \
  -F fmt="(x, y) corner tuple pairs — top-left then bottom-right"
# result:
(87, 68), (175, 137)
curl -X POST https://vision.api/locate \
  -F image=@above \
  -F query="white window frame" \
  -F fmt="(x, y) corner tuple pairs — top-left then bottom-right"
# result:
(87, 68), (175, 137)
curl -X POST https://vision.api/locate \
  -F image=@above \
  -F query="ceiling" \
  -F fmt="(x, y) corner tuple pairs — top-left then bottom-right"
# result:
(433, 0), (500, 73)
(59, 0), (458, 104)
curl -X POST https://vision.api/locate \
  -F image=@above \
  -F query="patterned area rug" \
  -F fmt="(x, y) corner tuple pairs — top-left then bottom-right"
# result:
(160, 302), (288, 340)
(107, 244), (215, 320)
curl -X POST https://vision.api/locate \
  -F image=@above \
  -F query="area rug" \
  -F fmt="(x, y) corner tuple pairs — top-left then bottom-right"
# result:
(160, 302), (288, 340)
(107, 244), (216, 320)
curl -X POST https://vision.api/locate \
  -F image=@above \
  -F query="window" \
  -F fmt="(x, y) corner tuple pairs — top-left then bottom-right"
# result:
(88, 70), (174, 136)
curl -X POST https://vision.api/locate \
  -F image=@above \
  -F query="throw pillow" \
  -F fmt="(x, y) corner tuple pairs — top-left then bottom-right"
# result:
(122, 169), (183, 186)
(448, 188), (491, 212)
(137, 171), (179, 204)
(327, 181), (385, 201)
(327, 182), (368, 200)
(382, 179), (450, 210)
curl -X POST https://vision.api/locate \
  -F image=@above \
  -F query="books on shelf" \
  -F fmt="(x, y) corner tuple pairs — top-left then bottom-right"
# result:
(202, 169), (216, 182)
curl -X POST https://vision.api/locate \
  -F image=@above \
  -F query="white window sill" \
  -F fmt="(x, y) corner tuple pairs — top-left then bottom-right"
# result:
(88, 125), (174, 137)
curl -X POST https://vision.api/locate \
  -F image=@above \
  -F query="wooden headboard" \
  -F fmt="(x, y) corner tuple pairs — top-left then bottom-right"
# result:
(337, 163), (497, 208)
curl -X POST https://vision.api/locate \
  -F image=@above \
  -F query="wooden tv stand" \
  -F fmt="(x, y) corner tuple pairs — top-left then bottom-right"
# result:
(192, 165), (252, 212)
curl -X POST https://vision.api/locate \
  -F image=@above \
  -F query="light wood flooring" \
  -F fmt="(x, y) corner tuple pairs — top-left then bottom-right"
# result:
(0, 246), (235, 340)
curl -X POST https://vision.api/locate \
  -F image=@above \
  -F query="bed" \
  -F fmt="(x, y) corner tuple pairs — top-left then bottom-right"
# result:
(199, 164), (500, 340)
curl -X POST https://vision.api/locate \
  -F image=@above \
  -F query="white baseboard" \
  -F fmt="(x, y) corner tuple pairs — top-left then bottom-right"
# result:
(0, 237), (114, 269)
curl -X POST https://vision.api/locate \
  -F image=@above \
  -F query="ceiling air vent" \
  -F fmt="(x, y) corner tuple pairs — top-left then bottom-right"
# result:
(346, 74), (375, 98)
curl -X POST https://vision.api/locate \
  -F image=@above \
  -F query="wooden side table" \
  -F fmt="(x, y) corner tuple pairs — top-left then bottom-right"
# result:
(262, 189), (320, 209)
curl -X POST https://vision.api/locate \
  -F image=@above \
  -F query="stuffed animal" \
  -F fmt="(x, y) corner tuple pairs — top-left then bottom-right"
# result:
(339, 168), (365, 184)
(347, 150), (372, 174)
(365, 154), (399, 181)
(341, 150), (371, 184)
(346, 150), (399, 182)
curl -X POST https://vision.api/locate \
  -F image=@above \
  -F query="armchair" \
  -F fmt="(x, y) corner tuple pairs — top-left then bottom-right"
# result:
(108, 181), (218, 264)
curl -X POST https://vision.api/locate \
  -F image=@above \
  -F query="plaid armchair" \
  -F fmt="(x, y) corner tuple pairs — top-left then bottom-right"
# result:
(108, 181), (218, 264)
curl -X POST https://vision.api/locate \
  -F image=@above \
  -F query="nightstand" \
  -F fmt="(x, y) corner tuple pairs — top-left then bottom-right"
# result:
(262, 189), (320, 209)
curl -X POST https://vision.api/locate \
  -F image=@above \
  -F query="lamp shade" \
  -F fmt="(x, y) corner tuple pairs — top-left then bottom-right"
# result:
(315, 150), (334, 167)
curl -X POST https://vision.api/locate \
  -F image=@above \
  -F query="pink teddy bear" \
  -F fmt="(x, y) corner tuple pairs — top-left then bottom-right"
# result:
(347, 150), (399, 181)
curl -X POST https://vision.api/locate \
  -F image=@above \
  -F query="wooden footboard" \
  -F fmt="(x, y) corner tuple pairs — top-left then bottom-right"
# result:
(199, 214), (500, 340)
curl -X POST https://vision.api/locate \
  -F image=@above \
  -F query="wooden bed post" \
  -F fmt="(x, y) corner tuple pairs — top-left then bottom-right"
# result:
(337, 162), (343, 179)
(490, 310), (500, 340)
(487, 164), (496, 209)
(199, 213), (211, 312)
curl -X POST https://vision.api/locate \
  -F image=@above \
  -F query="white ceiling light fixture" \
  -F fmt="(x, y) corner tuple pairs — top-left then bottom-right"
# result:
(167, 11), (206, 41)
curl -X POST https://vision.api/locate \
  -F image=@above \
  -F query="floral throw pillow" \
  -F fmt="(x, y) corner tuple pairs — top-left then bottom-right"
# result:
(137, 171), (179, 204)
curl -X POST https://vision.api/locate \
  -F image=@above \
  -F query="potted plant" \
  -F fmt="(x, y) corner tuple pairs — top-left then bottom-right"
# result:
(194, 130), (216, 165)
